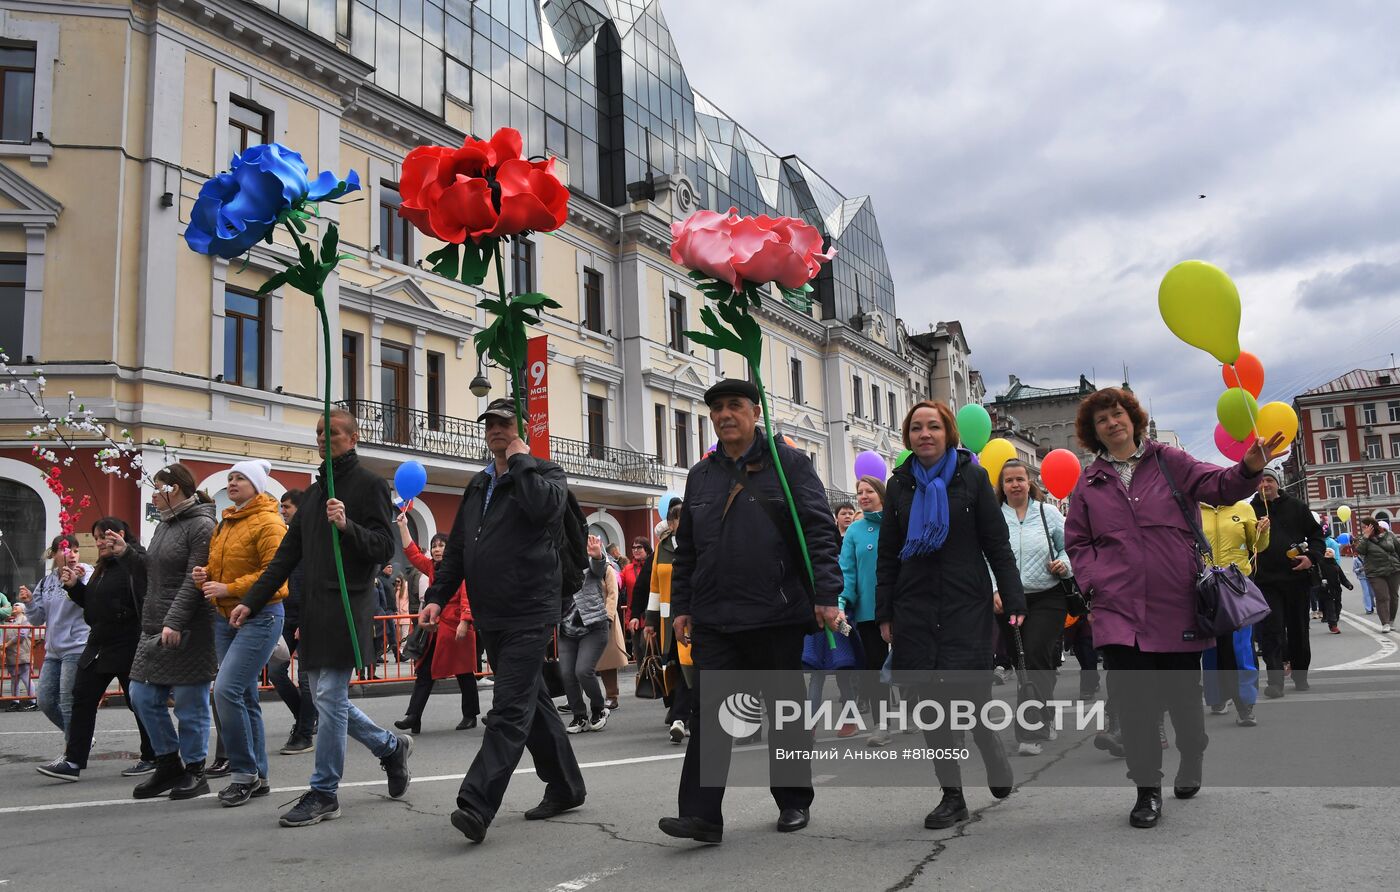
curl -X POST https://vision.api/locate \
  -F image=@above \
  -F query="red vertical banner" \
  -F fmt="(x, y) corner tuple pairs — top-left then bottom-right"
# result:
(526, 335), (550, 459)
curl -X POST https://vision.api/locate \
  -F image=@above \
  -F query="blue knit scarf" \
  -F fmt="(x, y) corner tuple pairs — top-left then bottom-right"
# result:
(899, 448), (959, 560)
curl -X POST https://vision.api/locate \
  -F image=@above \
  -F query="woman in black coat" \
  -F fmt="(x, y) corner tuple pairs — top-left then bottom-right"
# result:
(876, 401), (1026, 829)
(37, 517), (156, 782)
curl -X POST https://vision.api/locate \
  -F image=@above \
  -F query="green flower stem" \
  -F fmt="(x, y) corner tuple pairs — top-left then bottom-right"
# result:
(492, 238), (527, 441)
(286, 220), (363, 671)
(749, 357), (834, 650)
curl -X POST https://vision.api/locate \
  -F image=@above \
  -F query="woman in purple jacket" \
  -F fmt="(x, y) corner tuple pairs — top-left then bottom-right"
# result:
(1063, 388), (1280, 829)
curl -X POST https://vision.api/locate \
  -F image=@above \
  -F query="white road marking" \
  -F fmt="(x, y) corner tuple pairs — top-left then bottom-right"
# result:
(546, 866), (625, 891)
(1314, 611), (1398, 671)
(0, 730), (137, 736)
(0, 751), (685, 815)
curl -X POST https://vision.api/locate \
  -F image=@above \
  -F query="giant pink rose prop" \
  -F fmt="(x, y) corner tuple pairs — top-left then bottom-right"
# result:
(670, 207), (835, 295)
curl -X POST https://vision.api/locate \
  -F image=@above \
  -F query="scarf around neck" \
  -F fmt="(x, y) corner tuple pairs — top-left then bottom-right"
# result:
(899, 448), (959, 560)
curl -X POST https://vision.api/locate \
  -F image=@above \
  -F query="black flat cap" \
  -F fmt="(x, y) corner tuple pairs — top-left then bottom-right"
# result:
(476, 397), (519, 423)
(704, 379), (761, 406)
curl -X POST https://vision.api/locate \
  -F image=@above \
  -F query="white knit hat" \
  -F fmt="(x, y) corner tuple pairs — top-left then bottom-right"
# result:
(229, 459), (273, 495)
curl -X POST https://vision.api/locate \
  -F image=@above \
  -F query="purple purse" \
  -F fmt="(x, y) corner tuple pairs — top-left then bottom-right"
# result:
(1156, 453), (1272, 637)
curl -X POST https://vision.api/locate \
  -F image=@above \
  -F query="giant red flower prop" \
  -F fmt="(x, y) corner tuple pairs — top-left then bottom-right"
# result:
(400, 128), (568, 245)
(670, 208), (835, 295)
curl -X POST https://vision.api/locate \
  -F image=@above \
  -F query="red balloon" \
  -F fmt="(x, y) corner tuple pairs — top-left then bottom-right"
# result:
(1221, 351), (1264, 398)
(1040, 448), (1082, 500)
(1213, 423), (1256, 462)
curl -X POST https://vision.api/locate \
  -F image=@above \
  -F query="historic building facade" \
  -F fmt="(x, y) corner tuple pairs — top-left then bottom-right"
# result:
(1293, 367), (1400, 534)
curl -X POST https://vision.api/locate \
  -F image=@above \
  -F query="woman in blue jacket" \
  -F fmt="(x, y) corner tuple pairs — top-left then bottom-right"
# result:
(841, 476), (888, 744)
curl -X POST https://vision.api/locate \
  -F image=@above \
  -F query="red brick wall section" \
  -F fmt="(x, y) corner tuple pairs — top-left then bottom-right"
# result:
(0, 446), (142, 531)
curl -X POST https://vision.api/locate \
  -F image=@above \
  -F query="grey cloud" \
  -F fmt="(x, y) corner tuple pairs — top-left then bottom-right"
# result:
(1294, 260), (1400, 310)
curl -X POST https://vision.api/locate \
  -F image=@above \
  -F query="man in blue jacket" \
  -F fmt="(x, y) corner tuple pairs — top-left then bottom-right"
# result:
(658, 380), (843, 845)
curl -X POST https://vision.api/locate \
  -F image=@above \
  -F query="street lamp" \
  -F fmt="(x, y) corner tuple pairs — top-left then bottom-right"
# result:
(469, 374), (491, 398)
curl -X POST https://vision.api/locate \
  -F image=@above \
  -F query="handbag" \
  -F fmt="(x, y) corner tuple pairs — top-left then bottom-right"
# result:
(634, 637), (668, 700)
(800, 621), (863, 671)
(398, 624), (433, 663)
(1155, 452), (1272, 636)
(1036, 503), (1088, 617)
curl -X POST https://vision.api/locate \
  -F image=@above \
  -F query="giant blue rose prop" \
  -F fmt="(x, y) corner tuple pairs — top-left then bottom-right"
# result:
(185, 142), (364, 668)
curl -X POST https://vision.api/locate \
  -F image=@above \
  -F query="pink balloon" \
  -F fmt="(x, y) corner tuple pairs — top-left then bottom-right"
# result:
(1214, 423), (1256, 462)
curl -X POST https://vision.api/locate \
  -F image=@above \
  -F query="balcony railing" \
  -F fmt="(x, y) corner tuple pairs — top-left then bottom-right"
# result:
(339, 400), (665, 488)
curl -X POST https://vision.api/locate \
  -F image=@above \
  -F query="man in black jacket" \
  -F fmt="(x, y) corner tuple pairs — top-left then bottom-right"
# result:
(422, 397), (585, 844)
(658, 380), (843, 846)
(238, 409), (412, 827)
(1250, 467), (1325, 698)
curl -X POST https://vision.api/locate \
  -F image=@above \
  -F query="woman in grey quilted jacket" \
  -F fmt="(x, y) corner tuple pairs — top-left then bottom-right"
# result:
(127, 464), (218, 801)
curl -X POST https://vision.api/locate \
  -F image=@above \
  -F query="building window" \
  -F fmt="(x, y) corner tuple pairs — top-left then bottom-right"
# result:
(888, 392), (898, 429)
(336, 0), (350, 38)
(1322, 438), (1340, 464)
(1390, 400), (1400, 423)
(511, 237), (535, 295)
(0, 44), (35, 143)
(1326, 476), (1344, 499)
(381, 343), (410, 443)
(379, 181), (413, 265)
(853, 375), (864, 418)
(790, 357), (804, 404)
(667, 292), (687, 352)
(654, 404), (666, 464)
(426, 351), (444, 431)
(587, 395), (606, 459)
(341, 332), (359, 401)
(1370, 472), (1389, 497)
(1320, 407), (1337, 429)
(0, 255), (23, 353)
(1394, 471), (1400, 496)
(1366, 435), (1383, 460)
(1363, 403), (1378, 425)
(1391, 433), (1400, 459)
(674, 410), (690, 468)
(583, 268), (605, 334)
(223, 290), (265, 388)
(871, 383), (881, 425)
(546, 115), (567, 159)
(228, 97), (269, 155)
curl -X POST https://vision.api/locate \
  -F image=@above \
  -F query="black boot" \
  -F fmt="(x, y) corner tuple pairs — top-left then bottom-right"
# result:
(924, 788), (969, 829)
(394, 716), (422, 735)
(1292, 670), (1310, 692)
(1174, 754), (1202, 800)
(1094, 713), (1126, 758)
(132, 753), (185, 800)
(1129, 787), (1163, 828)
(169, 760), (210, 801)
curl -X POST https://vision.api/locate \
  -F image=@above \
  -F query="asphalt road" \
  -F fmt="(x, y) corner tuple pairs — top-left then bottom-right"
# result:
(1, 585), (1395, 892)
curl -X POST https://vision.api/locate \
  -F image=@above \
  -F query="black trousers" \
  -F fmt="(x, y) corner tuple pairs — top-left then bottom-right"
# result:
(65, 665), (154, 769)
(1013, 590), (1068, 741)
(1319, 582), (1342, 627)
(914, 674), (1012, 790)
(405, 632), (479, 721)
(457, 625), (584, 825)
(679, 624), (813, 825)
(1100, 645), (1207, 787)
(856, 620), (890, 711)
(268, 623), (317, 738)
(1259, 580), (1312, 680)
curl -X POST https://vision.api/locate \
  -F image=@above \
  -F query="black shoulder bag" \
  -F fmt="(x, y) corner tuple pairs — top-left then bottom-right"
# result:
(1036, 504), (1088, 617)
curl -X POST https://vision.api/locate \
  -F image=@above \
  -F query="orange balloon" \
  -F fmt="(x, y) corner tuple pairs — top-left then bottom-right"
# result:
(1222, 351), (1264, 398)
(782, 435), (797, 447)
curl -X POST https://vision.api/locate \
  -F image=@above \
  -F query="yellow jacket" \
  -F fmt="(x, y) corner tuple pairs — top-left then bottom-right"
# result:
(206, 492), (287, 617)
(1199, 501), (1270, 575)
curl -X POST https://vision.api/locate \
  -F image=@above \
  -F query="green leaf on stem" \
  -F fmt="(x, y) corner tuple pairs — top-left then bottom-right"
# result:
(510, 292), (562, 310)
(320, 223), (340, 265)
(256, 270), (292, 295)
(425, 244), (460, 280)
(460, 240), (494, 286)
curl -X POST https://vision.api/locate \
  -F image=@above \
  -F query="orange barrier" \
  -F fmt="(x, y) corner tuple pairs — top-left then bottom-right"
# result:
(0, 623), (44, 704)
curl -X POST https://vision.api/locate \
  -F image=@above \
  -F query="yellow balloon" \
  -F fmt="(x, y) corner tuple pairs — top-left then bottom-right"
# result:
(1158, 260), (1242, 364)
(979, 438), (1018, 487)
(1256, 401), (1298, 450)
(1338, 505), (1352, 523)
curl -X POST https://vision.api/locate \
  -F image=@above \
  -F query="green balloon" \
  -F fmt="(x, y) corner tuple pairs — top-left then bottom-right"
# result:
(896, 448), (913, 467)
(956, 403), (993, 453)
(1216, 387), (1259, 441)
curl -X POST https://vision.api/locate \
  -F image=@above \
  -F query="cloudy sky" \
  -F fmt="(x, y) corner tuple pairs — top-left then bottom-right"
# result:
(662, 1), (1400, 461)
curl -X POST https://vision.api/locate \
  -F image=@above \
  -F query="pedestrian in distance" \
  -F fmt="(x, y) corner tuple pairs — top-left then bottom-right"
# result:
(16, 534), (92, 736)
(1250, 467), (1325, 694)
(395, 522), (479, 734)
(559, 534), (617, 733)
(240, 409), (412, 827)
(646, 501), (692, 744)
(1356, 517), (1400, 634)
(1317, 546), (1352, 634)
(421, 397), (586, 845)
(1064, 386), (1282, 829)
(834, 501), (857, 538)
(126, 463), (220, 801)
(658, 379), (844, 846)
(1199, 501), (1268, 728)
(840, 475), (889, 744)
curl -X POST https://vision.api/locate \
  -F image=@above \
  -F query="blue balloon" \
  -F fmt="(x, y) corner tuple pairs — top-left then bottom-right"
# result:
(659, 491), (683, 515)
(1337, 533), (1351, 545)
(394, 460), (428, 503)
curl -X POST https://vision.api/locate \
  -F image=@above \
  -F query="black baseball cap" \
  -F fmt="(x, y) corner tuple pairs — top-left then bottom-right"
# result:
(476, 398), (519, 423)
(703, 379), (761, 407)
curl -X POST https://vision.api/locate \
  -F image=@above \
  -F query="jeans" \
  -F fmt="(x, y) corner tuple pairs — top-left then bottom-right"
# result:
(36, 653), (79, 734)
(307, 667), (398, 795)
(129, 681), (212, 765)
(213, 611), (284, 784)
(557, 625), (608, 720)
(267, 623), (317, 738)
(1359, 574), (1375, 613)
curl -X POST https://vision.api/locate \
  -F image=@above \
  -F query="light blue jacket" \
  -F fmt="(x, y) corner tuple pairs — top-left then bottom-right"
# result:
(22, 567), (92, 658)
(999, 501), (1072, 595)
(839, 511), (882, 624)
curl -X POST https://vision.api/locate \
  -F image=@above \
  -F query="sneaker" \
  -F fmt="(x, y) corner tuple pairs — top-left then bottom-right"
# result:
(1236, 706), (1258, 727)
(836, 723), (858, 739)
(1329, 625), (1341, 635)
(379, 734), (413, 799)
(566, 718), (589, 734)
(218, 781), (256, 807)
(604, 698), (620, 711)
(36, 759), (79, 782)
(993, 667), (1010, 686)
(280, 734), (314, 755)
(206, 758), (231, 778)
(588, 710), (608, 732)
(122, 760), (157, 777)
(252, 777), (271, 797)
(867, 731), (891, 747)
(1384, 625), (1393, 634)
(557, 703), (573, 713)
(1017, 741), (1044, 756)
(279, 790), (341, 827)
(1209, 702), (1230, 716)
(669, 720), (686, 744)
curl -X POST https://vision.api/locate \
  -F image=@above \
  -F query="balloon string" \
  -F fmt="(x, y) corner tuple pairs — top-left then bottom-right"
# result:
(1225, 362), (1271, 560)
